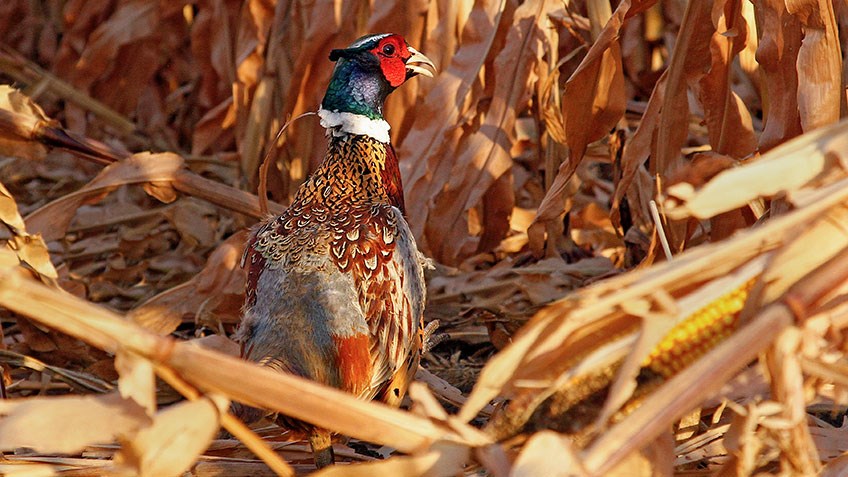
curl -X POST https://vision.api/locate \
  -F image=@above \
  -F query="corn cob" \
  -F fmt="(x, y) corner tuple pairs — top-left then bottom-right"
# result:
(642, 278), (756, 378)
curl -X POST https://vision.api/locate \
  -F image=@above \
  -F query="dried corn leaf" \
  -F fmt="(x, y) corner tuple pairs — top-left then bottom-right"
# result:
(529, 0), (646, 254)
(698, 0), (756, 158)
(822, 455), (848, 477)
(752, 0), (803, 150)
(25, 152), (184, 241)
(758, 202), (848, 304)
(512, 430), (588, 477)
(652, 0), (713, 176)
(610, 71), (667, 230)
(787, 0), (843, 130)
(400, 0), (506, 257)
(463, 161), (848, 424)
(114, 395), (226, 477)
(315, 441), (468, 477)
(64, 0), (186, 118)
(422, 0), (554, 264)
(5, 1), (848, 474)
(0, 393), (150, 454)
(766, 327), (820, 474)
(0, 270), (476, 454)
(664, 119), (848, 220)
(190, 0), (239, 108)
(0, 84), (50, 161)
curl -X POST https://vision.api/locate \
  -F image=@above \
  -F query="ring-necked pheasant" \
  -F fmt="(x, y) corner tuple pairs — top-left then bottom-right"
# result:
(234, 33), (436, 468)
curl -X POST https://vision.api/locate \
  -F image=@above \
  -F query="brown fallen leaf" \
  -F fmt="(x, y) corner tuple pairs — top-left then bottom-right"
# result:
(822, 454), (848, 477)
(25, 152), (184, 241)
(0, 84), (49, 161)
(65, 0), (187, 121)
(0, 392), (150, 454)
(315, 441), (469, 477)
(114, 394), (227, 477)
(129, 230), (247, 335)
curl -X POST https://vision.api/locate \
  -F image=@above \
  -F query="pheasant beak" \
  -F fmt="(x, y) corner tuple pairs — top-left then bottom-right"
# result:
(405, 47), (436, 79)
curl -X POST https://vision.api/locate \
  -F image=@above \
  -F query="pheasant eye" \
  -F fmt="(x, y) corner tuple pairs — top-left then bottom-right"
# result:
(382, 44), (395, 56)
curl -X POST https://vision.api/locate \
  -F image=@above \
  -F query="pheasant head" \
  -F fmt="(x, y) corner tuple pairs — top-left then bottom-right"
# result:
(319, 33), (435, 143)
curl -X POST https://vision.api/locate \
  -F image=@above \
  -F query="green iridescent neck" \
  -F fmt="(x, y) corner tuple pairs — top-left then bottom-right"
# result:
(321, 59), (391, 120)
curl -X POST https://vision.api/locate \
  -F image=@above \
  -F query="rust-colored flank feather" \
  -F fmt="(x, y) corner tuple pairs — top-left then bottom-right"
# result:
(240, 135), (425, 399)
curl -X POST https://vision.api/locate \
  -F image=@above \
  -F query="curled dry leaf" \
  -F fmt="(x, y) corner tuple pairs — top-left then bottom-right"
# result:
(1, 182), (58, 285)
(115, 349), (156, 416)
(751, 0), (803, 150)
(0, 392), (150, 454)
(0, 181), (26, 233)
(0, 84), (50, 161)
(6, 234), (58, 284)
(787, 0), (843, 131)
(114, 394), (227, 477)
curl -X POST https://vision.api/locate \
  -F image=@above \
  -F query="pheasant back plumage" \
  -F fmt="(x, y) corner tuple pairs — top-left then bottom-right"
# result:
(239, 134), (425, 402)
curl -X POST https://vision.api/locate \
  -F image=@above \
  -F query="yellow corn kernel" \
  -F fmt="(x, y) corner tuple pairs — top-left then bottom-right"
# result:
(642, 278), (756, 379)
